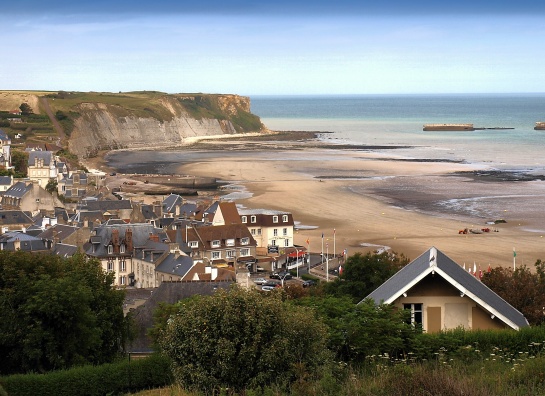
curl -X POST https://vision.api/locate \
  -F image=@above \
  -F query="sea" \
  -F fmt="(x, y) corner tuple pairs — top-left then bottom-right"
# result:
(249, 94), (545, 229)
(250, 94), (545, 171)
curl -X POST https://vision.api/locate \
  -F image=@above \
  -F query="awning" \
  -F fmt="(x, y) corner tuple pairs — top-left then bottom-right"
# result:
(288, 250), (306, 258)
(237, 256), (256, 263)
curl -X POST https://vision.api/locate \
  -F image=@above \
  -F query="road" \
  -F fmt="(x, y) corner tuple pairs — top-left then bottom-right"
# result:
(39, 97), (65, 143)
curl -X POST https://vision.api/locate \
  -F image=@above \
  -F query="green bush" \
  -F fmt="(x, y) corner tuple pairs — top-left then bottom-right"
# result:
(0, 354), (172, 396)
(159, 286), (332, 394)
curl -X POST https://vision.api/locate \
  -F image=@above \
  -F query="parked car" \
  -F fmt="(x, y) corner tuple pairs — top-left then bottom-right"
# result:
(261, 285), (276, 291)
(270, 271), (292, 280)
(253, 278), (267, 285)
(263, 281), (281, 288)
(302, 279), (317, 288)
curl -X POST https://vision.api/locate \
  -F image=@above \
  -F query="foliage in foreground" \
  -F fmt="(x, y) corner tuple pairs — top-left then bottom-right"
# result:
(0, 353), (172, 396)
(0, 251), (129, 375)
(157, 286), (332, 394)
(324, 250), (409, 302)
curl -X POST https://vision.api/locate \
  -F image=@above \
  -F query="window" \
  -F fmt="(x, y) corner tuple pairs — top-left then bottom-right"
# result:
(119, 260), (126, 272)
(120, 276), (126, 285)
(211, 240), (221, 248)
(226, 250), (236, 258)
(282, 215), (288, 222)
(284, 239), (290, 247)
(107, 260), (114, 272)
(404, 303), (423, 327)
(240, 248), (250, 257)
(251, 228), (256, 235)
(189, 241), (198, 248)
(273, 229), (278, 236)
(226, 238), (235, 247)
(107, 244), (113, 254)
(272, 240), (277, 246)
(120, 244), (126, 254)
(241, 216), (247, 223)
(257, 229), (262, 235)
(212, 251), (221, 259)
(241, 237), (249, 245)
(283, 228), (288, 236)
(272, 215), (278, 223)
(251, 216), (256, 223)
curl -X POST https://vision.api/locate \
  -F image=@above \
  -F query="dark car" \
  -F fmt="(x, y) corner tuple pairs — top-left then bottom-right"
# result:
(270, 271), (292, 280)
(302, 279), (317, 288)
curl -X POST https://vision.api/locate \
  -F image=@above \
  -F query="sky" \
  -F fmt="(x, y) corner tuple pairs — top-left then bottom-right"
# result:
(2, 1), (545, 95)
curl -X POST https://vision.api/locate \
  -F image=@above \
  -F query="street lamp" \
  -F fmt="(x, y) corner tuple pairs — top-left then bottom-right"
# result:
(295, 247), (300, 278)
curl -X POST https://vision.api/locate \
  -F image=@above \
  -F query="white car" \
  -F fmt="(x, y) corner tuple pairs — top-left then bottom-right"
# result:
(254, 277), (267, 285)
(261, 285), (276, 291)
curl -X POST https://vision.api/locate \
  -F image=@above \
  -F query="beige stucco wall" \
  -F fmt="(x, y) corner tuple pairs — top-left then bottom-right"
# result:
(394, 274), (508, 332)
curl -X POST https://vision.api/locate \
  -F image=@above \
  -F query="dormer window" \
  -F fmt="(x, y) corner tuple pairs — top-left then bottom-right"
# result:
(107, 244), (113, 254)
(241, 237), (249, 245)
(272, 215), (278, 223)
(226, 238), (235, 247)
(241, 216), (247, 223)
(120, 244), (126, 254)
(189, 241), (198, 248)
(251, 216), (256, 223)
(282, 215), (288, 222)
(211, 240), (221, 248)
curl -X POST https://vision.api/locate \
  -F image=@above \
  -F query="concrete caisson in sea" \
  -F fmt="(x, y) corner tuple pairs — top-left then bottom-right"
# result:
(423, 123), (474, 131)
(534, 122), (545, 130)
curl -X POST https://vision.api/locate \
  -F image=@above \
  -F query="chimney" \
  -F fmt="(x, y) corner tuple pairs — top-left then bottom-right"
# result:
(83, 217), (89, 228)
(125, 228), (133, 252)
(112, 229), (120, 254)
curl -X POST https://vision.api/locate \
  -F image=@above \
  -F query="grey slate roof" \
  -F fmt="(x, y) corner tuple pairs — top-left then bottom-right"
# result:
(162, 194), (184, 213)
(364, 247), (529, 330)
(52, 243), (79, 257)
(79, 199), (132, 211)
(28, 151), (53, 166)
(0, 231), (49, 252)
(0, 176), (12, 186)
(85, 223), (164, 257)
(4, 182), (31, 198)
(155, 253), (194, 277)
(0, 210), (34, 225)
(38, 224), (79, 241)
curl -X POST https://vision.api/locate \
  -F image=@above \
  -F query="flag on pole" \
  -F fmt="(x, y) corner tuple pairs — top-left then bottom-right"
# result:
(513, 248), (517, 258)
(479, 265), (483, 280)
(306, 238), (310, 245)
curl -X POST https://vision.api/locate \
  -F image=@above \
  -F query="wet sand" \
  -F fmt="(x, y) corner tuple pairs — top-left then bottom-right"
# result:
(103, 133), (545, 269)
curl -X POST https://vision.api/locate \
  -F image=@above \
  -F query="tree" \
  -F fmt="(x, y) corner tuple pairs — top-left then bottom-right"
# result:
(19, 102), (33, 115)
(0, 251), (129, 375)
(482, 264), (545, 326)
(10, 150), (28, 177)
(325, 251), (409, 302)
(157, 287), (331, 394)
(293, 295), (415, 363)
(45, 179), (58, 194)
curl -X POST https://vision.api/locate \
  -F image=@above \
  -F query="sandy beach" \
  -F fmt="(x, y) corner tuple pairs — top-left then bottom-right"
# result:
(166, 135), (545, 269)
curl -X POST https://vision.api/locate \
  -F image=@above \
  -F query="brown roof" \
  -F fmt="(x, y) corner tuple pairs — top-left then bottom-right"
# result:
(218, 202), (242, 225)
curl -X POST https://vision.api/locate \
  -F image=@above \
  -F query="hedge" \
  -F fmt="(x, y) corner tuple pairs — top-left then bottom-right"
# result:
(0, 353), (173, 396)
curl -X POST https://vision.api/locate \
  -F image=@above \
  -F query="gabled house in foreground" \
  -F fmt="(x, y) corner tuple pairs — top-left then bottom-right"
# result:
(363, 247), (529, 332)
